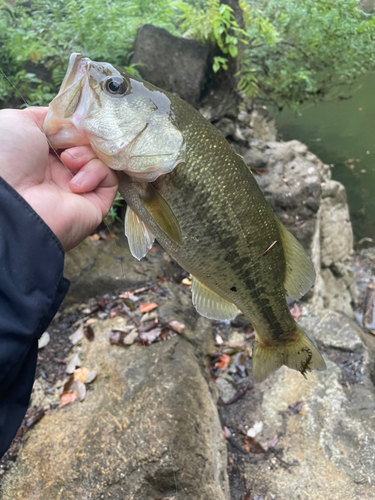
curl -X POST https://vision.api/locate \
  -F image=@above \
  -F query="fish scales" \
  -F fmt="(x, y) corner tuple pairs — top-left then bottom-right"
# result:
(43, 53), (326, 381)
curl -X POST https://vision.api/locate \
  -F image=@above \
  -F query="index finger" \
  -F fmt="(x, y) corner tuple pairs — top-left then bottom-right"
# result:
(22, 106), (49, 129)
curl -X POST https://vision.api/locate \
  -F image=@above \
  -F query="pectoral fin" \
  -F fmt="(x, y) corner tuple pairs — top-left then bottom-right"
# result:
(125, 206), (155, 260)
(140, 184), (182, 245)
(191, 277), (238, 321)
(277, 219), (316, 300)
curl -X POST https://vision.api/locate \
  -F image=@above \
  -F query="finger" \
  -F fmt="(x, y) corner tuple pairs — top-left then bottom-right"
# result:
(68, 158), (118, 194)
(22, 106), (49, 129)
(61, 146), (98, 171)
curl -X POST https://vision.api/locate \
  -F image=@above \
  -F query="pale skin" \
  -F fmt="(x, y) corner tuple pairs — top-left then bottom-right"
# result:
(0, 107), (118, 251)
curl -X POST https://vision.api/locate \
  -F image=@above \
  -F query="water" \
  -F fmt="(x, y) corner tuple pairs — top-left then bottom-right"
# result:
(273, 73), (375, 245)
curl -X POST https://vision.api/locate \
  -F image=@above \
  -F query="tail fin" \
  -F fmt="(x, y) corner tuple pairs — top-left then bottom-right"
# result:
(252, 324), (326, 383)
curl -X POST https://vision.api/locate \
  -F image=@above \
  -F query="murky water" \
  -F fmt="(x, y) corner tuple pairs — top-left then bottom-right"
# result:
(273, 73), (375, 245)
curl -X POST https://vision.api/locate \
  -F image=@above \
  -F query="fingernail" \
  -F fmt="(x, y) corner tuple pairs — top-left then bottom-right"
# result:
(65, 146), (87, 160)
(70, 170), (86, 187)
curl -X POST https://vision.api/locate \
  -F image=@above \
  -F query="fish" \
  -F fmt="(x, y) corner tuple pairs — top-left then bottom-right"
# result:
(43, 53), (326, 382)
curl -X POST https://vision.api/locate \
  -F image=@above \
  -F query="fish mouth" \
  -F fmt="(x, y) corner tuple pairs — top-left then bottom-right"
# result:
(43, 53), (96, 148)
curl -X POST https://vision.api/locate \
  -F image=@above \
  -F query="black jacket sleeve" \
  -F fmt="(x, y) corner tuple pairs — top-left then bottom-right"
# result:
(0, 176), (70, 457)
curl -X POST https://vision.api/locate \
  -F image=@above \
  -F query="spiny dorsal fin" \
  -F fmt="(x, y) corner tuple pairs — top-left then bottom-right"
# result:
(140, 184), (181, 245)
(276, 219), (316, 300)
(125, 206), (155, 261)
(191, 277), (238, 321)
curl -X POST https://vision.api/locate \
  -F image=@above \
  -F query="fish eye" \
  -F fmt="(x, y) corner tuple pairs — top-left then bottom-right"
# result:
(104, 77), (127, 96)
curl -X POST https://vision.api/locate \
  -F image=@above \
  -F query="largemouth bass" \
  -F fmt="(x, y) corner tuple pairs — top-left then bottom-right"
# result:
(43, 53), (326, 382)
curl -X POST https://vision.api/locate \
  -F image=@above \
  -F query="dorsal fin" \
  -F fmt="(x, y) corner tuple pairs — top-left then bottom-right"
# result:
(191, 277), (238, 321)
(276, 219), (316, 300)
(125, 206), (155, 260)
(140, 184), (182, 245)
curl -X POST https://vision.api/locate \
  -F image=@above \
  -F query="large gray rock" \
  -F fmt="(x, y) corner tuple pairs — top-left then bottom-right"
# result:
(1, 284), (229, 500)
(221, 308), (375, 500)
(132, 24), (209, 108)
(256, 140), (322, 255)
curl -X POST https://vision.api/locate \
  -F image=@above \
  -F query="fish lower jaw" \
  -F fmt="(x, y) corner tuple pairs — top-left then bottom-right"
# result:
(43, 119), (89, 149)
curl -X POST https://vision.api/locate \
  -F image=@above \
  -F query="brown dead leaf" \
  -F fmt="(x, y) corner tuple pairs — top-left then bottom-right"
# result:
(215, 354), (231, 371)
(139, 327), (162, 344)
(59, 390), (78, 408)
(287, 401), (304, 416)
(85, 318), (97, 325)
(85, 325), (95, 341)
(168, 320), (185, 334)
(290, 303), (301, 320)
(109, 330), (125, 345)
(262, 435), (279, 451)
(140, 302), (158, 313)
(243, 436), (265, 454)
(74, 367), (90, 383)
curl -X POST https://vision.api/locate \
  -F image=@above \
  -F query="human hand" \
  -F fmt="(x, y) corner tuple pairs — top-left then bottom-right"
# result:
(0, 107), (118, 251)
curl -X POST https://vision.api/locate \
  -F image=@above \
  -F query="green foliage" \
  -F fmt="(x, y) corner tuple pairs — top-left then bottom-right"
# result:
(1, 0), (375, 110)
(244, 0), (375, 108)
(0, 0), (179, 106)
(176, 0), (250, 72)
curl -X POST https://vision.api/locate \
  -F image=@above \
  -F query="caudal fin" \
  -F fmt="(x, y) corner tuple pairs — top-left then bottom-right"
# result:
(252, 324), (326, 383)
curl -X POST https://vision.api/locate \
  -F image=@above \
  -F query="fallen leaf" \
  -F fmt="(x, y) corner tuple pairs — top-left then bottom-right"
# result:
(139, 327), (162, 344)
(74, 367), (90, 383)
(140, 302), (158, 313)
(76, 381), (86, 402)
(66, 353), (81, 374)
(246, 421), (263, 438)
(109, 330), (125, 346)
(140, 312), (158, 323)
(97, 296), (107, 308)
(86, 318), (97, 325)
(25, 406), (45, 428)
(89, 233), (100, 241)
(215, 354), (231, 371)
(290, 303), (301, 320)
(215, 335), (224, 345)
(287, 401), (304, 416)
(85, 325), (95, 341)
(168, 320), (185, 334)
(59, 390), (78, 408)
(243, 436), (265, 454)
(124, 328), (139, 345)
(223, 426), (232, 439)
(262, 435), (279, 451)
(69, 325), (84, 345)
(38, 331), (50, 349)
(85, 370), (97, 384)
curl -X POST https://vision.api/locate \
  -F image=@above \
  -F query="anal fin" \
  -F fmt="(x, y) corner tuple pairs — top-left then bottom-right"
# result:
(191, 277), (238, 321)
(125, 206), (155, 260)
(276, 219), (316, 299)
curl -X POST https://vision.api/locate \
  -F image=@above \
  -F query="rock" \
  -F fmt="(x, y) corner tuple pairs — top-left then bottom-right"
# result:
(250, 107), (277, 142)
(320, 179), (353, 267)
(220, 308), (375, 500)
(2, 285), (229, 500)
(216, 377), (237, 404)
(132, 24), (209, 108)
(256, 140), (322, 254)
(64, 234), (176, 303)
